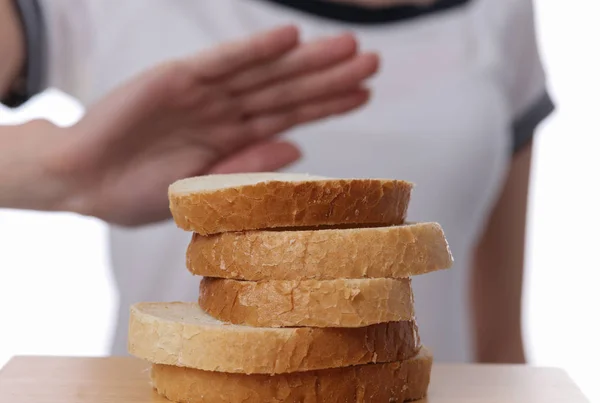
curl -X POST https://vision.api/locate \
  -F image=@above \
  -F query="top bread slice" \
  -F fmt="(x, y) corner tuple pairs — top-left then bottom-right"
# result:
(168, 173), (413, 235)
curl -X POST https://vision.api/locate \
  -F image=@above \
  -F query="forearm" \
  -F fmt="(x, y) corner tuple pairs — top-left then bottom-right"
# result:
(472, 238), (526, 363)
(471, 142), (533, 364)
(0, 0), (25, 97)
(0, 121), (72, 211)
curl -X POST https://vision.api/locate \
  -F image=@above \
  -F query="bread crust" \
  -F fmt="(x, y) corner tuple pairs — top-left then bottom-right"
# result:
(169, 177), (413, 235)
(150, 348), (433, 403)
(199, 277), (415, 327)
(128, 302), (421, 374)
(187, 222), (452, 280)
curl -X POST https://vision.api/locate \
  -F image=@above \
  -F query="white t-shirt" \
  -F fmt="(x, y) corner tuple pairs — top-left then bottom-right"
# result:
(10, 0), (553, 362)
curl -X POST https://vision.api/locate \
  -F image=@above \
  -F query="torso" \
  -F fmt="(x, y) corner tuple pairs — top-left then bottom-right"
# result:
(75, 0), (514, 362)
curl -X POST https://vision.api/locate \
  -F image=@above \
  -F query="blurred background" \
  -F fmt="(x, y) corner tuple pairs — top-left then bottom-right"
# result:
(1, 1), (599, 401)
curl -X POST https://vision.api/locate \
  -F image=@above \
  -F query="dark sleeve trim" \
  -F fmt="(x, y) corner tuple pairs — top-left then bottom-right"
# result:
(512, 90), (555, 154)
(2, 0), (46, 108)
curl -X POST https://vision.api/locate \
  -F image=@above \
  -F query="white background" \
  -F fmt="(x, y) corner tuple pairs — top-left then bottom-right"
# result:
(0, 1), (599, 401)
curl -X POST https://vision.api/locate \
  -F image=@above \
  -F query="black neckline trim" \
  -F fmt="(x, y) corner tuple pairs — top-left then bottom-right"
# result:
(258, 0), (472, 24)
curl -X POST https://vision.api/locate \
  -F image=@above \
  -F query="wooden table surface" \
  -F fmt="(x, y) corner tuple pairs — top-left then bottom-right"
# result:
(0, 356), (590, 402)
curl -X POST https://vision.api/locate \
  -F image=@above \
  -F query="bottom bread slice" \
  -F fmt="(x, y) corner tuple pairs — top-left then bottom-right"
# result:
(150, 347), (433, 403)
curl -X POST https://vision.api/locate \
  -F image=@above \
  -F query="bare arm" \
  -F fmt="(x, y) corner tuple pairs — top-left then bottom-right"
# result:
(0, 0), (24, 98)
(471, 141), (533, 363)
(0, 120), (71, 210)
(1, 1), (56, 209)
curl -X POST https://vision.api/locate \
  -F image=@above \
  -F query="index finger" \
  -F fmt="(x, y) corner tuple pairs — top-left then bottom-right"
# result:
(187, 25), (300, 81)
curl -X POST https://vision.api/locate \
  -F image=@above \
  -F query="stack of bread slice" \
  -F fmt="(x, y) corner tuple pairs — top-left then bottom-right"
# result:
(128, 173), (453, 403)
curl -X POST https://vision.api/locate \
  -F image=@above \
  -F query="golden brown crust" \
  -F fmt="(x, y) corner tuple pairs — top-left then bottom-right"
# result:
(187, 222), (453, 280)
(151, 348), (433, 403)
(128, 302), (421, 374)
(169, 177), (413, 235)
(199, 277), (415, 327)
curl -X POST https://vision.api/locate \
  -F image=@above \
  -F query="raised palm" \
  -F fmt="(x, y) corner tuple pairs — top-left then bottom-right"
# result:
(51, 26), (378, 225)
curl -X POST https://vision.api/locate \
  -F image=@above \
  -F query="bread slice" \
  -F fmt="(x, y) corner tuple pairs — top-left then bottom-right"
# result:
(151, 347), (433, 403)
(187, 222), (453, 280)
(168, 173), (413, 235)
(199, 277), (415, 327)
(128, 302), (421, 374)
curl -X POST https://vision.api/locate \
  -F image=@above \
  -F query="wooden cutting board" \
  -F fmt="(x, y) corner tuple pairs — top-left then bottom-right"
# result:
(0, 356), (589, 402)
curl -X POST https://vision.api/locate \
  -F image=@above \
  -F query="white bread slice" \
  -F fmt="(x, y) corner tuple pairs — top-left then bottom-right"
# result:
(168, 173), (413, 235)
(128, 302), (421, 375)
(187, 222), (453, 280)
(199, 277), (415, 327)
(151, 347), (433, 403)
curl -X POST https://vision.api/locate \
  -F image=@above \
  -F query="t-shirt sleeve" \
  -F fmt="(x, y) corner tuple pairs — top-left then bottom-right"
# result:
(2, 0), (92, 107)
(501, 0), (555, 154)
(1, 0), (45, 107)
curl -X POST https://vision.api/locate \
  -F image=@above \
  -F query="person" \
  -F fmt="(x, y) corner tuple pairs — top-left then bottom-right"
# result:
(0, 0), (554, 364)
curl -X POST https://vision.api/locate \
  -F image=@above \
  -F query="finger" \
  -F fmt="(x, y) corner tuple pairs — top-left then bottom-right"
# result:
(239, 53), (379, 115)
(244, 88), (370, 140)
(189, 34), (357, 122)
(204, 88), (369, 154)
(186, 25), (300, 80)
(190, 87), (242, 122)
(208, 141), (302, 174)
(227, 33), (358, 94)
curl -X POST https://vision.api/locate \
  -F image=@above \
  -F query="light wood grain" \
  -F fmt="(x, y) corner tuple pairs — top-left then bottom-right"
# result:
(0, 356), (590, 402)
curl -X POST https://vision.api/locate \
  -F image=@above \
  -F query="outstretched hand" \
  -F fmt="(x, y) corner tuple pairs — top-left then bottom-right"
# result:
(48, 26), (379, 225)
